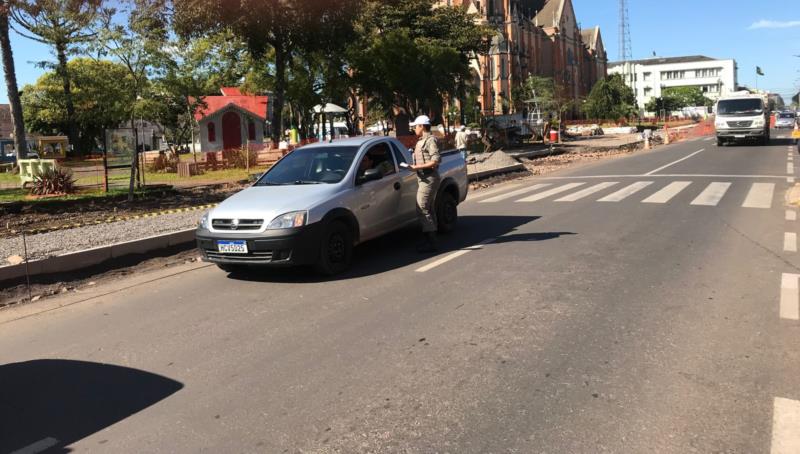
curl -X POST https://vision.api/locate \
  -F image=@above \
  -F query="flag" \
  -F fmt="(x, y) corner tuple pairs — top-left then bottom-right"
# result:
(756, 66), (765, 76)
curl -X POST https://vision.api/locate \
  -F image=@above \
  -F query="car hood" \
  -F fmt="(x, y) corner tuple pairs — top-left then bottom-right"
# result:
(209, 184), (339, 224)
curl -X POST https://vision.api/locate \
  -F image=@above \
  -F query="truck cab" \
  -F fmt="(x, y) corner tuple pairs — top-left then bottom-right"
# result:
(714, 92), (770, 146)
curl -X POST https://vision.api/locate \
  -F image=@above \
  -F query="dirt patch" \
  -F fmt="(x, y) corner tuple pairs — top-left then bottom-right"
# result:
(0, 182), (248, 238)
(0, 248), (203, 310)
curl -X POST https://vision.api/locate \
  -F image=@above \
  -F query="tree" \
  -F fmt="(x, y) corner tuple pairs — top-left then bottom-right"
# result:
(0, 1), (26, 159)
(21, 58), (134, 152)
(348, 0), (490, 133)
(514, 75), (574, 125)
(581, 74), (636, 120)
(174, 0), (360, 142)
(11, 0), (108, 154)
(662, 86), (712, 108)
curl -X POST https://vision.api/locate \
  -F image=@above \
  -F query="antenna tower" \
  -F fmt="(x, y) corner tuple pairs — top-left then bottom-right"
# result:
(618, 0), (632, 61)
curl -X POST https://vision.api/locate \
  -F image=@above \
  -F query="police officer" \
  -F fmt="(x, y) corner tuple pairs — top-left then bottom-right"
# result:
(408, 115), (440, 252)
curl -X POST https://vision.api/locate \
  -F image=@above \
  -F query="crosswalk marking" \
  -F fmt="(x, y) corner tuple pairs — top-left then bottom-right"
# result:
(772, 397), (800, 454)
(780, 273), (800, 320)
(691, 182), (732, 206)
(787, 210), (797, 221)
(789, 163), (795, 174)
(785, 233), (797, 252)
(742, 183), (775, 209)
(466, 183), (522, 201)
(516, 183), (585, 202)
(555, 182), (619, 202)
(641, 181), (692, 204)
(479, 183), (551, 203)
(597, 181), (654, 202)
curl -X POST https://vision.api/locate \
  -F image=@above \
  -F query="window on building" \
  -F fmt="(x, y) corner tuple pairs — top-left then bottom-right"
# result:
(644, 87), (652, 96)
(248, 120), (256, 141)
(207, 122), (216, 142)
(643, 72), (651, 81)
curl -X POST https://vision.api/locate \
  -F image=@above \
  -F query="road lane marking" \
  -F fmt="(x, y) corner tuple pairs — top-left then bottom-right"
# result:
(780, 273), (800, 320)
(742, 183), (775, 209)
(787, 210), (797, 221)
(785, 233), (797, 252)
(690, 182), (732, 206)
(10, 438), (59, 454)
(644, 149), (704, 176)
(641, 181), (692, 204)
(788, 177), (796, 183)
(415, 238), (496, 272)
(536, 174), (788, 180)
(772, 397), (800, 454)
(479, 184), (551, 203)
(516, 183), (585, 202)
(788, 163), (795, 174)
(466, 183), (522, 201)
(597, 181), (654, 202)
(555, 182), (619, 202)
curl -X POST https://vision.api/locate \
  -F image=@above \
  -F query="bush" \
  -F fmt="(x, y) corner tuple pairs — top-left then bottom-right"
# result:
(223, 148), (258, 169)
(149, 153), (179, 173)
(30, 167), (76, 195)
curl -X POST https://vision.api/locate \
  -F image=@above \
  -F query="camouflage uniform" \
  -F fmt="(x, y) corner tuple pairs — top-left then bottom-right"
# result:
(413, 132), (441, 233)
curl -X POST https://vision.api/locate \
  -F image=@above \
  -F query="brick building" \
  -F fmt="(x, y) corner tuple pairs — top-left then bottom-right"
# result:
(443, 0), (607, 115)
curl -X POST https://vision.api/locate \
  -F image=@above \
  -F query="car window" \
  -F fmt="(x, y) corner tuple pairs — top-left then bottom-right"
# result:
(357, 142), (396, 179)
(779, 113), (795, 119)
(390, 141), (408, 165)
(256, 146), (358, 185)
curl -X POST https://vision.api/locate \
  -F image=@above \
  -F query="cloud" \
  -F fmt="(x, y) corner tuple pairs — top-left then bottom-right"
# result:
(748, 19), (800, 29)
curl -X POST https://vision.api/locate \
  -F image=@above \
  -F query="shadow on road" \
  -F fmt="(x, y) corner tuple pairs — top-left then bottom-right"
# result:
(0, 359), (183, 453)
(226, 215), (576, 283)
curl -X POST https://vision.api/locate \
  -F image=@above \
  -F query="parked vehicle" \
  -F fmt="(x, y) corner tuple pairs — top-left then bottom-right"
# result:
(775, 111), (796, 129)
(714, 92), (770, 146)
(196, 136), (468, 274)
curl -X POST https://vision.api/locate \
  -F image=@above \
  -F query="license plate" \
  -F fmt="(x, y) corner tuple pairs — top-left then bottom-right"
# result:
(217, 240), (248, 254)
(792, 131), (800, 138)
(734, 135), (745, 139)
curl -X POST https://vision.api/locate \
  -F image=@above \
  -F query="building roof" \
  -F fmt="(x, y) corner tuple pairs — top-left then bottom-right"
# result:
(191, 88), (268, 122)
(580, 26), (599, 51)
(608, 55), (719, 67)
(534, 0), (562, 27)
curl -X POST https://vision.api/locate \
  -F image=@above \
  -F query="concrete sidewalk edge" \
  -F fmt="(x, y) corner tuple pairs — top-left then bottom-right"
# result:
(0, 228), (196, 284)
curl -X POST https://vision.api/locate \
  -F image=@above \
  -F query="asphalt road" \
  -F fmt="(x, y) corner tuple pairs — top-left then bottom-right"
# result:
(2, 132), (800, 453)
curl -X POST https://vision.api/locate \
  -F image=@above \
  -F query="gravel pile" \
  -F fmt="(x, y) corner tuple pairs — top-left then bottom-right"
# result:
(1, 209), (206, 264)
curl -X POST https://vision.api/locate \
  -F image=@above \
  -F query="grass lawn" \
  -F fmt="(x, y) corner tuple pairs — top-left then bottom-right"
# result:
(144, 167), (267, 184)
(0, 172), (18, 186)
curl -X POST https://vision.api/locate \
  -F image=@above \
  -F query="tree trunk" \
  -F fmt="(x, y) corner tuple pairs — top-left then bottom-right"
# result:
(270, 45), (287, 143)
(127, 117), (139, 202)
(55, 41), (78, 156)
(0, 7), (26, 159)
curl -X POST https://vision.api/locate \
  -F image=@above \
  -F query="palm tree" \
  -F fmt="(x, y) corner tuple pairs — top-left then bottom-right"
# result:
(0, 1), (27, 159)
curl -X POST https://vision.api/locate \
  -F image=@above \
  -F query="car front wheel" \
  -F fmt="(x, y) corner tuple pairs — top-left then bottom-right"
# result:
(315, 220), (353, 275)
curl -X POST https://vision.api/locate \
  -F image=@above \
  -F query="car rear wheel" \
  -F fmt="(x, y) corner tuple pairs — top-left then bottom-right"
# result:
(436, 191), (458, 234)
(315, 220), (353, 275)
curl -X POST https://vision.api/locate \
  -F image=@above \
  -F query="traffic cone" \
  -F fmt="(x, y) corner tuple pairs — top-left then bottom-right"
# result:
(663, 124), (670, 145)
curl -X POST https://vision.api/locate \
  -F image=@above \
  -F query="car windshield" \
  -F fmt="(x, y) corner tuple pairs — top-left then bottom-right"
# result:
(717, 99), (763, 116)
(779, 112), (795, 119)
(256, 146), (359, 185)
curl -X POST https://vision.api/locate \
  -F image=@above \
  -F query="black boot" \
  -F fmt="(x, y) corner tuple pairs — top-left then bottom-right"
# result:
(416, 232), (438, 253)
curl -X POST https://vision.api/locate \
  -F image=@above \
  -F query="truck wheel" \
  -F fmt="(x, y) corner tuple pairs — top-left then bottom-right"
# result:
(436, 192), (458, 234)
(716, 138), (724, 147)
(315, 220), (353, 276)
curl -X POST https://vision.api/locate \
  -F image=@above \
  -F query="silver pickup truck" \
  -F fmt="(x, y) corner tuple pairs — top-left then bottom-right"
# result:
(196, 136), (468, 274)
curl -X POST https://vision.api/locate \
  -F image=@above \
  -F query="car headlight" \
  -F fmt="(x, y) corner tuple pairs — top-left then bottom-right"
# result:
(715, 120), (726, 128)
(267, 211), (307, 229)
(198, 212), (209, 229)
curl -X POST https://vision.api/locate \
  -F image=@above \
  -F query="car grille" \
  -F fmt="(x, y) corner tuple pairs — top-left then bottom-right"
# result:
(727, 120), (753, 128)
(211, 218), (263, 231)
(205, 250), (274, 262)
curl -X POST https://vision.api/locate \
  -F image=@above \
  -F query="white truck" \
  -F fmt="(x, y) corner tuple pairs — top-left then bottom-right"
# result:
(714, 92), (770, 146)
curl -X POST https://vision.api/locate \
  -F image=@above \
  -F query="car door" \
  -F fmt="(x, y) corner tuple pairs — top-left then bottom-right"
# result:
(390, 140), (419, 223)
(352, 142), (403, 240)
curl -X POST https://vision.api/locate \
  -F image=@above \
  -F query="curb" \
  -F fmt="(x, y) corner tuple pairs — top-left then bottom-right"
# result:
(0, 228), (196, 284)
(10, 204), (216, 236)
(467, 163), (527, 181)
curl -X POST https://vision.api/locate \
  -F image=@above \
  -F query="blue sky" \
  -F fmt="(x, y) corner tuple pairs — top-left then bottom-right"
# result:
(0, 0), (798, 103)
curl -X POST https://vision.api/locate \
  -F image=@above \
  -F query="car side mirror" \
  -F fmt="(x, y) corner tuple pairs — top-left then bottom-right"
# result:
(357, 168), (382, 185)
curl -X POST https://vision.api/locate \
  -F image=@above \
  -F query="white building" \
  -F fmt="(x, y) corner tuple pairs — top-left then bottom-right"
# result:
(608, 55), (737, 113)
